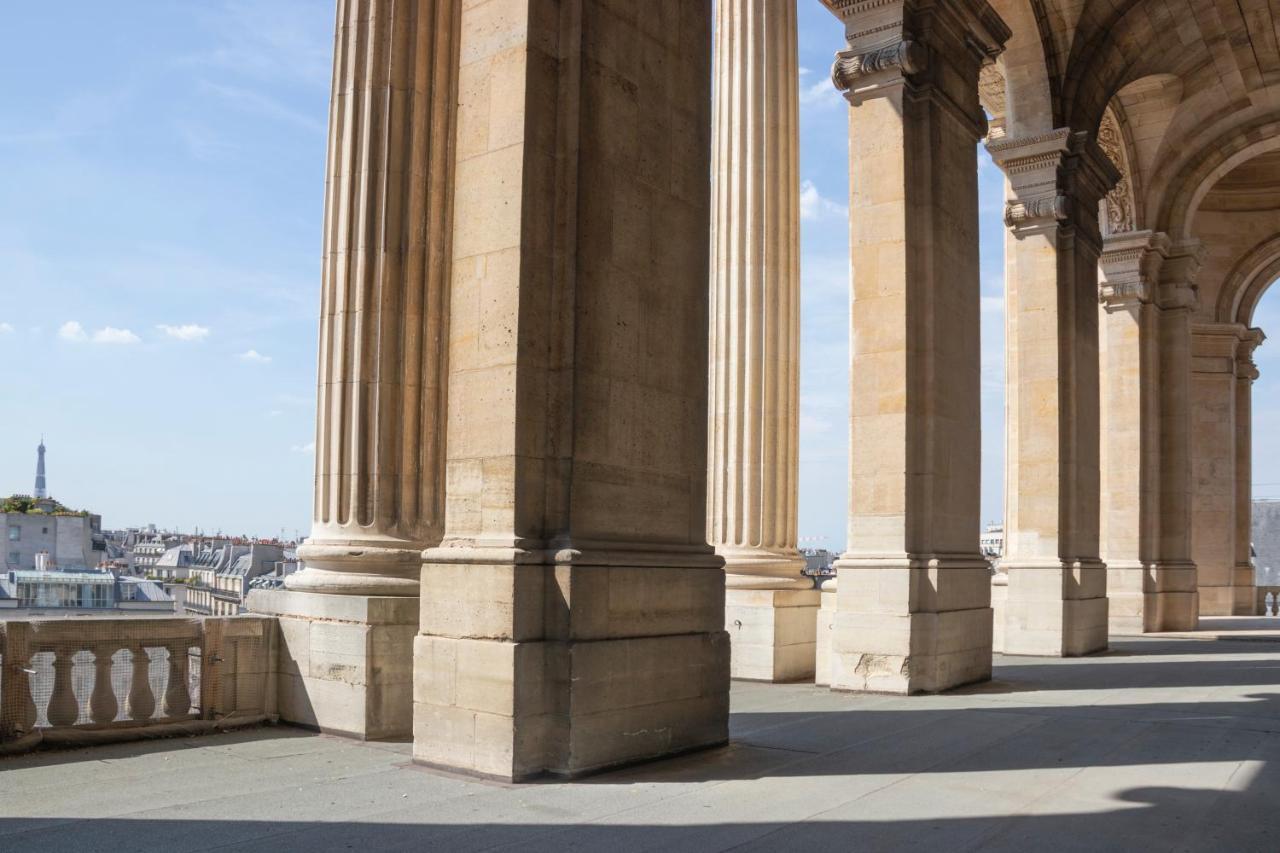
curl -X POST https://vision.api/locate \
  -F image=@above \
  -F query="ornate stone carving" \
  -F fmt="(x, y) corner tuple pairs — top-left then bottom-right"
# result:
(1004, 194), (1068, 227)
(1097, 108), (1135, 235)
(831, 39), (926, 91)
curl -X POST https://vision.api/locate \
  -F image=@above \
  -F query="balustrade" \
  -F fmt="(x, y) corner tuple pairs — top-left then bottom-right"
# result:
(0, 616), (274, 751)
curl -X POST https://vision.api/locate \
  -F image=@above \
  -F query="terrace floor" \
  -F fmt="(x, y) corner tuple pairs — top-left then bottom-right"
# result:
(4, 624), (1280, 852)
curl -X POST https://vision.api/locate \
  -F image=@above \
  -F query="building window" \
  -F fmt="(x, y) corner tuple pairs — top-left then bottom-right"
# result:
(8, 551), (19, 566)
(7, 525), (20, 541)
(42, 527), (48, 534)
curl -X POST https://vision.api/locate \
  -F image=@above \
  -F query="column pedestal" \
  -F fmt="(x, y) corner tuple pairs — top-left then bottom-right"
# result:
(725, 588), (820, 682)
(815, 581), (837, 686)
(249, 589), (417, 739)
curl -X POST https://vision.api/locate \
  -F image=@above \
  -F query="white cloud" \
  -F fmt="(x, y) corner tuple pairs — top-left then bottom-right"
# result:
(800, 180), (848, 221)
(59, 320), (140, 344)
(92, 326), (141, 344)
(238, 349), (272, 364)
(291, 441), (315, 454)
(158, 323), (210, 341)
(798, 66), (842, 108)
(0, 322), (13, 334)
(59, 321), (88, 342)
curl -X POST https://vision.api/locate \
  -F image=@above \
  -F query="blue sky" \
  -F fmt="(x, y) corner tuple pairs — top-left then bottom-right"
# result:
(3, 3), (1268, 545)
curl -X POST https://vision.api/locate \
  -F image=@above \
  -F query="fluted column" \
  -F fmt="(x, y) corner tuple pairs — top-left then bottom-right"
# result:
(1234, 330), (1264, 613)
(709, 0), (814, 682)
(289, 0), (456, 596)
(988, 128), (1117, 656)
(821, 0), (1009, 693)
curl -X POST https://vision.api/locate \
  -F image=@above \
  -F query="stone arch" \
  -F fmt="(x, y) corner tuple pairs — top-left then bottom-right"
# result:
(1217, 235), (1280, 327)
(987, 0), (1057, 135)
(1158, 120), (1280, 240)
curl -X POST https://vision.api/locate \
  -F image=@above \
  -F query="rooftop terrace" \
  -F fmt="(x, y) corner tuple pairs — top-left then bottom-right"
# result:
(3, 629), (1279, 852)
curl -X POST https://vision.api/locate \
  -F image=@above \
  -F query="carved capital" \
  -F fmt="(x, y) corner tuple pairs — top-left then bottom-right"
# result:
(1156, 240), (1205, 312)
(1004, 195), (1068, 228)
(1238, 327), (1266, 381)
(1098, 230), (1168, 307)
(831, 39), (926, 92)
(987, 128), (1118, 241)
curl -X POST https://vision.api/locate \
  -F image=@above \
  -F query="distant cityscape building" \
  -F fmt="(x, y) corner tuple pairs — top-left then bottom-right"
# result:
(980, 522), (1004, 562)
(33, 437), (47, 499)
(186, 542), (290, 616)
(0, 568), (173, 614)
(2, 498), (97, 572)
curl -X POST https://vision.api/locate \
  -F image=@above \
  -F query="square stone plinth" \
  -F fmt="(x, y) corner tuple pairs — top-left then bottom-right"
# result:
(815, 590), (836, 686)
(1002, 565), (1108, 656)
(830, 564), (994, 694)
(415, 561), (730, 781)
(247, 588), (418, 740)
(725, 588), (820, 682)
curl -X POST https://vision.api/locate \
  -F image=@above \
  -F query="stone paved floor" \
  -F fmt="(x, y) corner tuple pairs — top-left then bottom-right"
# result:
(4, 629), (1280, 852)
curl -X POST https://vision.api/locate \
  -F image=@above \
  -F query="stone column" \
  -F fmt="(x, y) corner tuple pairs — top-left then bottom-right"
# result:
(1190, 323), (1247, 616)
(988, 129), (1118, 656)
(1152, 243), (1202, 630)
(821, 0), (1009, 694)
(1098, 231), (1165, 634)
(1234, 330), (1264, 613)
(414, 0), (726, 781)
(248, 0), (457, 739)
(708, 0), (816, 683)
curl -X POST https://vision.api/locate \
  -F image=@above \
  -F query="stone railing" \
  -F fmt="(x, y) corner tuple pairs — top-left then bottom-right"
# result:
(0, 616), (277, 753)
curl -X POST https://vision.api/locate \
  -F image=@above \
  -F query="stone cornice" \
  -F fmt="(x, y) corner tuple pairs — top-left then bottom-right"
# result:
(987, 128), (1119, 239)
(1098, 230), (1169, 307)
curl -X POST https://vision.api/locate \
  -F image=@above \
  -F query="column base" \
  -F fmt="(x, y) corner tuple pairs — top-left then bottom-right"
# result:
(289, 539), (423, 596)
(725, 588), (819, 682)
(1108, 562), (1198, 634)
(1198, 584), (1256, 616)
(247, 588), (417, 740)
(1003, 561), (1108, 656)
(413, 551), (729, 781)
(828, 558), (993, 694)
(815, 584), (836, 686)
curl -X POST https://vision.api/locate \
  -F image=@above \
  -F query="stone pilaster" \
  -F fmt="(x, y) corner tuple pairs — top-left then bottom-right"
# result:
(289, 0), (454, 596)
(1098, 231), (1165, 634)
(414, 0), (726, 781)
(1152, 242), (1202, 630)
(1234, 329), (1264, 614)
(988, 127), (1118, 656)
(254, 0), (458, 741)
(708, 0), (816, 682)
(1189, 323), (1258, 616)
(821, 0), (1009, 693)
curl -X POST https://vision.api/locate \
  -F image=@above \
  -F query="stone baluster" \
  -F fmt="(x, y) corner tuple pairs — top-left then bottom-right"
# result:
(163, 643), (192, 718)
(821, 0), (1009, 693)
(708, 0), (816, 683)
(89, 644), (120, 724)
(286, 0), (454, 597)
(47, 650), (80, 727)
(126, 646), (156, 721)
(0, 624), (38, 736)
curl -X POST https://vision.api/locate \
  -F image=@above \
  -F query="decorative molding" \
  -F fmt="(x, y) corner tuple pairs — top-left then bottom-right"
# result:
(831, 39), (926, 91)
(1097, 108), (1135, 235)
(1004, 195), (1068, 227)
(1098, 230), (1168, 307)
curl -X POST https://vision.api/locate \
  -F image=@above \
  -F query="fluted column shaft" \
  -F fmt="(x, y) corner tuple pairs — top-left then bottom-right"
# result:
(708, 0), (805, 590)
(290, 0), (457, 596)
